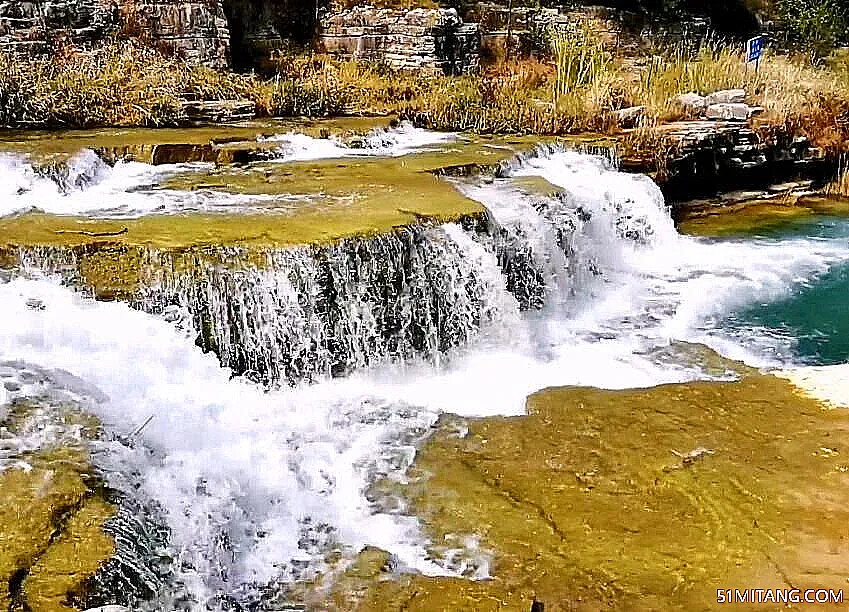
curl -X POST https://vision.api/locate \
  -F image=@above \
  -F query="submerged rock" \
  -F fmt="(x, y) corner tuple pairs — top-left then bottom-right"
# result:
(362, 367), (849, 610)
(0, 448), (116, 612)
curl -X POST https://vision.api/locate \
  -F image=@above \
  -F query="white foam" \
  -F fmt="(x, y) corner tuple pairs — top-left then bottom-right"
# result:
(260, 121), (455, 162)
(776, 365), (849, 408)
(473, 148), (849, 369)
(0, 277), (448, 605)
(3, 147), (849, 608)
(0, 122), (454, 219)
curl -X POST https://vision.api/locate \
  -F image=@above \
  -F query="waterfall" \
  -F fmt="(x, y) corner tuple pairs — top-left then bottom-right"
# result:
(16, 218), (521, 386)
(5, 144), (849, 610)
(141, 221), (519, 384)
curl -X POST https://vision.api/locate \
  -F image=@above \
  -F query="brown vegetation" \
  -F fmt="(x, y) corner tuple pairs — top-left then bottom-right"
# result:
(0, 33), (847, 157)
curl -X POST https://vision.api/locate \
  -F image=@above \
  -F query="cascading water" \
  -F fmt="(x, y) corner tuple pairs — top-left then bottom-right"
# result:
(4, 139), (849, 609)
(16, 217), (514, 386)
(0, 121), (454, 218)
(1, 224), (516, 609)
(143, 221), (517, 384)
(258, 121), (455, 161)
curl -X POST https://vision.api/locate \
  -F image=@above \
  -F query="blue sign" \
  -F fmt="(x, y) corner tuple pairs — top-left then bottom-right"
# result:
(746, 36), (766, 63)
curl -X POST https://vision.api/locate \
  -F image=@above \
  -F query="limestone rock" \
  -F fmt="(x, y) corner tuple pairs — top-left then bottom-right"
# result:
(615, 105), (646, 128)
(0, 0), (231, 68)
(705, 89), (746, 105)
(705, 103), (750, 121)
(675, 92), (706, 114)
(0, 0), (119, 52)
(319, 6), (480, 75)
(134, 0), (231, 69)
(181, 99), (257, 125)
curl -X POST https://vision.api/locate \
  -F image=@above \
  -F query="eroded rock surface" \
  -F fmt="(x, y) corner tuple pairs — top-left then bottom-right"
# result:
(0, 0), (230, 67)
(358, 369), (849, 610)
(0, 1), (118, 52)
(0, 398), (116, 612)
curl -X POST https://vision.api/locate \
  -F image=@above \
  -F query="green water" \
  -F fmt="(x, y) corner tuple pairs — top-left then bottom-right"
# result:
(725, 216), (849, 365)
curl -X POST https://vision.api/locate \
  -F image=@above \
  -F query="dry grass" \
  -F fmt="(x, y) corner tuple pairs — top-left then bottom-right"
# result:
(824, 156), (849, 198)
(1, 36), (847, 157)
(632, 42), (849, 151)
(0, 42), (267, 127)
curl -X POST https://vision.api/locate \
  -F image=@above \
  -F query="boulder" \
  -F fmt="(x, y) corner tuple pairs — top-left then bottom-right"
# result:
(705, 103), (750, 121)
(615, 105), (646, 128)
(675, 92), (706, 114)
(705, 89), (746, 106)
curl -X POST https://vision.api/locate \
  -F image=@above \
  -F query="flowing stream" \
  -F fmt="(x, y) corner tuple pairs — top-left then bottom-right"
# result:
(2, 127), (849, 609)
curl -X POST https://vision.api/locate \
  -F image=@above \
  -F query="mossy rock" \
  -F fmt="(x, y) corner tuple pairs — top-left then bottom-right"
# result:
(0, 118), (400, 164)
(0, 401), (116, 611)
(0, 453), (116, 612)
(0, 134), (553, 299)
(359, 372), (849, 611)
(678, 195), (849, 237)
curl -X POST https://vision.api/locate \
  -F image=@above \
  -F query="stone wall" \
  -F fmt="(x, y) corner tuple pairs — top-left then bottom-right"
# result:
(319, 6), (480, 75)
(475, 3), (632, 59)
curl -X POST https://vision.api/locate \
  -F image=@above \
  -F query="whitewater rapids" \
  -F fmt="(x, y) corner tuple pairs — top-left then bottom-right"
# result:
(2, 143), (849, 609)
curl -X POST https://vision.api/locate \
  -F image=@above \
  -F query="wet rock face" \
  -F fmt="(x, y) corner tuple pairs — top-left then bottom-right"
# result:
(368, 371), (849, 610)
(0, 389), (115, 612)
(137, 222), (508, 385)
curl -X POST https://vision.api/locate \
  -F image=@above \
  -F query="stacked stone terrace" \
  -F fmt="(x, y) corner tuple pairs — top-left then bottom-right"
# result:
(135, 0), (230, 68)
(319, 5), (480, 75)
(0, 0), (230, 66)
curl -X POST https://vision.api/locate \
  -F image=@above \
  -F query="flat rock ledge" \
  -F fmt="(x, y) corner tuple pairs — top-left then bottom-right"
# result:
(181, 99), (257, 125)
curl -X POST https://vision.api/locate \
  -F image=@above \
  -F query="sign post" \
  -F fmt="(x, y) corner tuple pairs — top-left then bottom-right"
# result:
(746, 35), (766, 72)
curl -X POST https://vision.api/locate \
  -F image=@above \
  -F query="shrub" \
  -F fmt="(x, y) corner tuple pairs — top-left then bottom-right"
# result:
(773, 0), (848, 61)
